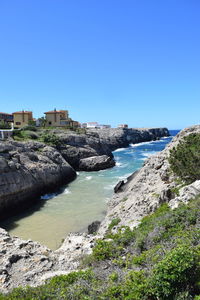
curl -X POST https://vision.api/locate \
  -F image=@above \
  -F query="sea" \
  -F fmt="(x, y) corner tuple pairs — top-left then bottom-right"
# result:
(0, 130), (180, 249)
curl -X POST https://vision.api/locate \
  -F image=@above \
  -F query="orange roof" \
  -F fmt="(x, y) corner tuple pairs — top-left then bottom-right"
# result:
(13, 111), (32, 114)
(44, 110), (67, 114)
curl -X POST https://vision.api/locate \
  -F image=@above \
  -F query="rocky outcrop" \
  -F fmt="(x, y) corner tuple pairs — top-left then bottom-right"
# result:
(79, 155), (115, 171)
(54, 130), (114, 170)
(0, 228), (96, 292)
(88, 127), (169, 151)
(88, 220), (101, 234)
(0, 140), (76, 218)
(52, 127), (169, 169)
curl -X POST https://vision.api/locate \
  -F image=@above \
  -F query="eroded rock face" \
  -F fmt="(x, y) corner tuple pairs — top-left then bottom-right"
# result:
(53, 127), (169, 169)
(88, 127), (169, 150)
(0, 229), (96, 292)
(55, 131), (114, 170)
(0, 140), (76, 218)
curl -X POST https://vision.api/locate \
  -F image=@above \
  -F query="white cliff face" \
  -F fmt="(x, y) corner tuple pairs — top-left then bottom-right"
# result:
(0, 228), (96, 293)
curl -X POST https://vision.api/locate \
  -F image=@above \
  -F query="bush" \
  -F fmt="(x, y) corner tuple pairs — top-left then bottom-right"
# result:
(151, 245), (200, 299)
(40, 133), (62, 146)
(108, 218), (121, 230)
(169, 133), (200, 183)
(13, 129), (38, 141)
(0, 121), (11, 129)
(22, 125), (37, 131)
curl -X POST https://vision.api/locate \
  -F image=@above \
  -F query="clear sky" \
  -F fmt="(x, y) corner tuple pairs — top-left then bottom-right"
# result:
(0, 0), (199, 129)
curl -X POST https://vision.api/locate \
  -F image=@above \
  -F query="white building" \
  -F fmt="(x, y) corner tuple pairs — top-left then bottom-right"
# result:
(118, 124), (128, 128)
(81, 122), (111, 129)
(81, 122), (98, 128)
(97, 124), (111, 129)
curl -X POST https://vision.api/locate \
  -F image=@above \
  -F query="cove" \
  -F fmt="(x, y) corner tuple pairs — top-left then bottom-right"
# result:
(0, 132), (177, 249)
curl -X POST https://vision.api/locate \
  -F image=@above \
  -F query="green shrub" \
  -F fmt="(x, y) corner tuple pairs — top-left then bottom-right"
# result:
(151, 245), (200, 299)
(22, 125), (37, 131)
(169, 133), (200, 183)
(0, 121), (11, 129)
(108, 217), (121, 230)
(40, 133), (62, 146)
(92, 239), (123, 260)
(13, 129), (38, 141)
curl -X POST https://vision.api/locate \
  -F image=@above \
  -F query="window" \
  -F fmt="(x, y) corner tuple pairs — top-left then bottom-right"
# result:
(16, 122), (21, 125)
(49, 122), (52, 125)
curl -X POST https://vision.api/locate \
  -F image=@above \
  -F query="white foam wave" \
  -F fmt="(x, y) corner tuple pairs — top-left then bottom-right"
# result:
(113, 147), (126, 152)
(64, 188), (71, 194)
(130, 141), (153, 148)
(139, 151), (156, 161)
(86, 176), (92, 180)
(76, 172), (80, 175)
(142, 151), (156, 158)
(116, 173), (132, 181)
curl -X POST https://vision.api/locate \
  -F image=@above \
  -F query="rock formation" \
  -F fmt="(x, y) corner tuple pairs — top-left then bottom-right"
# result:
(79, 155), (115, 171)
(53, 127), (169, 169)
(0, 140), (76, 218)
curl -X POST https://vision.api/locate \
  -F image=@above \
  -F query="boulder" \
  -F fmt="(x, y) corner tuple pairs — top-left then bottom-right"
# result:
(78, 155), (115, 171)
(88, 221), (101, 234)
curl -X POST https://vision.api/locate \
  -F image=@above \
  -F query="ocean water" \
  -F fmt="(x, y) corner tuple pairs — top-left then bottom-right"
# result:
(1, 130), (179, 249)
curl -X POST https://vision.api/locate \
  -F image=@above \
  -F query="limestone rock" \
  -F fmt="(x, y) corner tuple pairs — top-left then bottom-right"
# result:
(79, 155), (115, 171)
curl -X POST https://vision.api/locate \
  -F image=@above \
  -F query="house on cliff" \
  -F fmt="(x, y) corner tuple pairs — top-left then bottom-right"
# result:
(13, 111), (34, 128)
(44, 109), (79, 128)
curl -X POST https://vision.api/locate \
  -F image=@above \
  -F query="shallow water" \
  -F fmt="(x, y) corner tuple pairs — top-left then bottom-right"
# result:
(1, 131), (179, 249)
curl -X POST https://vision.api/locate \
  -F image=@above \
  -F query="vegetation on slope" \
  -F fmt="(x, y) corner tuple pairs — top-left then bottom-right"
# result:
(169, 133), (200, 184)
(1, 196), (200, 300)
(12, 126), (87, 144)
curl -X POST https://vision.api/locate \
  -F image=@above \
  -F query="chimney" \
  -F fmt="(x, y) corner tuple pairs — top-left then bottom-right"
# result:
(54, 108), (57, 122)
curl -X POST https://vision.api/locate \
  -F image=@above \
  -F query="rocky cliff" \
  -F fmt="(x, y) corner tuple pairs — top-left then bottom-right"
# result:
(0, 140), (76, 218)
(51, 127), (169, 169)
(88, 127), (169, 150)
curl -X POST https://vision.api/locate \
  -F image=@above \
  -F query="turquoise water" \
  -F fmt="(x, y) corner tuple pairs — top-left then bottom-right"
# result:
(1, 132), (178, 249)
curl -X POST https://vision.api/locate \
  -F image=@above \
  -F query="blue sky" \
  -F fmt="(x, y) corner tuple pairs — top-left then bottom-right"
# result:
(0, 0), (199, 129)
